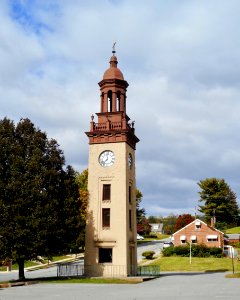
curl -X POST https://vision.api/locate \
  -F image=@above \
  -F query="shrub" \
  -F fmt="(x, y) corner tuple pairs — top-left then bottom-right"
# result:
(162, 246), (174, 257)
(142, 251), (155, 259)
(209, 247), (222, 256)
(229, 241), (240, 248)
(144, 234), (158, 238)
(215, 253), (224, 258)
(149, 233), (158, 238)
(164, 244), (223, 258)
(198, 251), (210, 257)
(174, 245), (189, 256)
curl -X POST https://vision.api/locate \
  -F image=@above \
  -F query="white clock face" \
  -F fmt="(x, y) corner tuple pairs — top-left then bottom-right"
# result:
(128, 153), (133, 168)
(99, 150), (115, 167)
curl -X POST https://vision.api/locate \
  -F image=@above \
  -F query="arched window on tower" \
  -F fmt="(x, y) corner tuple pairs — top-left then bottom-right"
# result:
(117, 91), (121, 111)
(107, 90), (112, 112)
(101, 92), (104, 112)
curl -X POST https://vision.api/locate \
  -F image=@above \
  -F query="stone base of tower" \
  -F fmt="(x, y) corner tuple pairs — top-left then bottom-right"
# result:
(84, 264), (137, 278)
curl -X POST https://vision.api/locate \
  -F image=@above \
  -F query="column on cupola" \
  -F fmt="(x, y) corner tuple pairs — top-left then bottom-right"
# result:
(102, 92), (108, 113)
(112, 90), (117, 112)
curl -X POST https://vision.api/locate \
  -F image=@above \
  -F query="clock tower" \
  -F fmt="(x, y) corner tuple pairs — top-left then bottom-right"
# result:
(84, 48), (139, 277)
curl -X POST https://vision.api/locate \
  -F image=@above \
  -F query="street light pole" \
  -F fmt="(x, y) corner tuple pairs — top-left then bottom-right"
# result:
(231, 246), (235, 274)
(190, 240), (192, 264)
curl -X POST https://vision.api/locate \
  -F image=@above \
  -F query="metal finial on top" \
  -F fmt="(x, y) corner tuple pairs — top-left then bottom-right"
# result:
(112, 42), (116, 55)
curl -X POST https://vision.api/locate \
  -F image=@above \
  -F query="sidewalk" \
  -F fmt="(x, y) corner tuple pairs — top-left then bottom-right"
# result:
(0, 253), (84, 274)
(26, 253), (84, 271)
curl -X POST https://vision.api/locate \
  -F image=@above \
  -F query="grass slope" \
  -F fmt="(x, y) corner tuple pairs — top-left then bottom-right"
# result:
(225, 227), (240, 234)
(151, 257), (240, 272)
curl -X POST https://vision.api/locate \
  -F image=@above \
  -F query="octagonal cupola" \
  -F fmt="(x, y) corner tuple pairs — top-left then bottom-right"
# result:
(86, 47), (139, 150)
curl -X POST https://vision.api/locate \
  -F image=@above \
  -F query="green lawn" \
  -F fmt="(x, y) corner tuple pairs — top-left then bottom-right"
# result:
(225, 227), (240, 234)
(0, 255), (75, 271)
(154, 234), (170, 240)
(150, 256), (240, 272)
(42, 255), (72, 263)
(41, 277), (139, 284)
(0, 277), (140, 284)
(226, 273), (240, 278)
(0, 260), (39, 271)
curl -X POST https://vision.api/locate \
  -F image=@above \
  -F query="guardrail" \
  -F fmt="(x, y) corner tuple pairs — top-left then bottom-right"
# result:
(57, 263), (160, 277)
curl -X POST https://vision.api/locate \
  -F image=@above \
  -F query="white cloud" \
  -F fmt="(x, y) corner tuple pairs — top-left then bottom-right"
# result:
(1, 0), (240, 216)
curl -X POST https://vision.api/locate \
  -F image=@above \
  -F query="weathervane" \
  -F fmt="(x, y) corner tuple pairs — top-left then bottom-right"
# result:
(112, 42), (116, 55)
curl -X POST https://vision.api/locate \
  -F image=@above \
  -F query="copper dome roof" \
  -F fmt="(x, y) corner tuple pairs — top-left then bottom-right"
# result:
(103, 55), (124, 80)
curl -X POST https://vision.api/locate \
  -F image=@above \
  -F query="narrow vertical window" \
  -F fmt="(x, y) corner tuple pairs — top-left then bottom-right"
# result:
(129, 209), (132, 230)
(103, 184), (111, 201)
(129, 186), (132, 203)
(107, 90), (112, 112)
(102, 208), (110, 227)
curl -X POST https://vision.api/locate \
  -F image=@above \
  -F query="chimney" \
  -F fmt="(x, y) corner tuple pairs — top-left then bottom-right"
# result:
(210, 217), (216, 227)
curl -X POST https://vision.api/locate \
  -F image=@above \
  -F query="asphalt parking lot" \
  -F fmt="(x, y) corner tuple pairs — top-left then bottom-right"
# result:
(0, 271), (240, 300)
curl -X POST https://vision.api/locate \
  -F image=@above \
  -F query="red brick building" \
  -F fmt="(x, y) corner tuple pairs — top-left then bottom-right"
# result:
(172, 219), (224, 249)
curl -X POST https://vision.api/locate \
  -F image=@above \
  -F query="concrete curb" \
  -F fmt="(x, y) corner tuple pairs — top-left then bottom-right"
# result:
(0, 281), (38, 289)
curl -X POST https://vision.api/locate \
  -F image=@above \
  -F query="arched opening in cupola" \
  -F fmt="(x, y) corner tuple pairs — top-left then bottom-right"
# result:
(101, 92), (104, 112)
(117, 91), (121, 111)
(107, 90), (112, 112)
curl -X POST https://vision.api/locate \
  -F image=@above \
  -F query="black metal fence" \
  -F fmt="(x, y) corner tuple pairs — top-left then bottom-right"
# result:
(57, 262), (85, 277)
(137, 265), (160, 276)
(57, 262), (160, 278)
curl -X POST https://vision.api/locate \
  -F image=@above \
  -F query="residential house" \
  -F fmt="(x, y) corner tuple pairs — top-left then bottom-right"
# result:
(225, 234), (240, 244)
(150, 223), (164, 234)
(172, 219), (224, 249)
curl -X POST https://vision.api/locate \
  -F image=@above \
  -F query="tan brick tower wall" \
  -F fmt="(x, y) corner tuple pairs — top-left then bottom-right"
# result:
(84, 142), (137, 277)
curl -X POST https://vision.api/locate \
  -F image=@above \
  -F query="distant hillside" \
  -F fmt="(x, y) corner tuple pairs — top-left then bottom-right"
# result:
(225, 227), (240, 234)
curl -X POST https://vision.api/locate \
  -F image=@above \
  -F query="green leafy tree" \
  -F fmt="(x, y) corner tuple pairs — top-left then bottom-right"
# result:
(0, 118), (84, 280)
(136, 189), (146, 223)
(61, 166), (86, 254)
(75, 169), (88, 222)
(148, 216), (162, 223)
(137, 219), (151, 235)
(162, 214), (178, 234)
(198, 178), (239, 227)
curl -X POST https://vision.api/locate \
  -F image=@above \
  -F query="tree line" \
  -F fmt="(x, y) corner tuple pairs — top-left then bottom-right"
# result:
(137, 178), (239, 235)
(0, 117), (239, 279)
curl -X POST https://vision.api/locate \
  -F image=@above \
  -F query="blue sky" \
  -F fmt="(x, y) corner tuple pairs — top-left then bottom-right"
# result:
(1, 0), (240, 216)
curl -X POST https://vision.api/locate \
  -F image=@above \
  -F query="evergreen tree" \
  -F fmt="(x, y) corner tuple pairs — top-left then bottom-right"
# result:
(198, 178), (239, 227)
(0, 118), (84, 280)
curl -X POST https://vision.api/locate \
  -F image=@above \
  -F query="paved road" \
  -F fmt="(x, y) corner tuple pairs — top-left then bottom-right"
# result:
(0, 241), (164, 282)
(1, 271), (240, 300)
(0, 260), (84, 282)
(137, 240), (165, 261)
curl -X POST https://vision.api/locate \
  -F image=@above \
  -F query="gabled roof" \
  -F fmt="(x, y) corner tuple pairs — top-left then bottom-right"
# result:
(172, 218), (224, 236)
